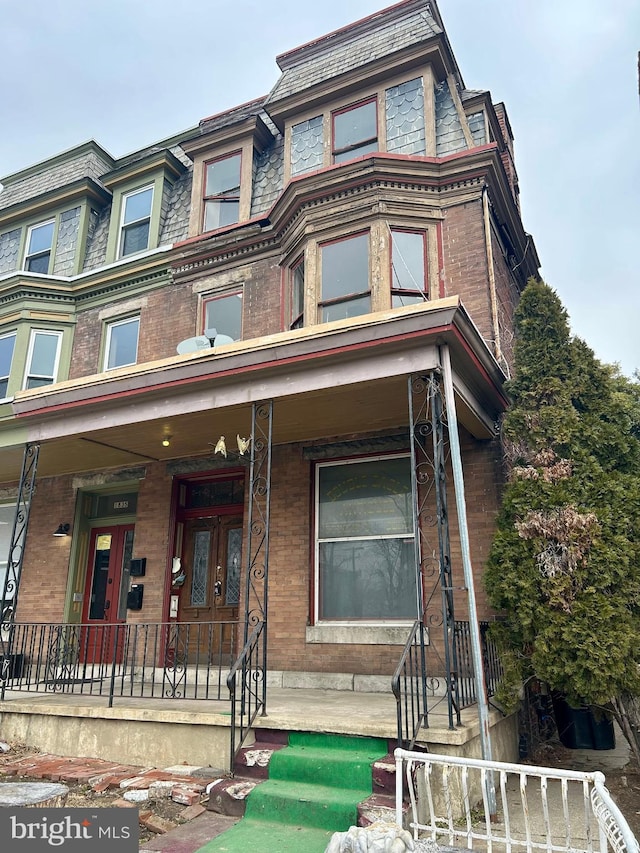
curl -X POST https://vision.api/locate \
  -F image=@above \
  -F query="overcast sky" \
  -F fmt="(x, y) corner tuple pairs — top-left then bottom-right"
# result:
(1, 0), (638, 376)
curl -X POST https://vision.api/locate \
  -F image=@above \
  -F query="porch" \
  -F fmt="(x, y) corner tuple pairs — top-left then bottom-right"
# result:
(0, 684), (514, 774)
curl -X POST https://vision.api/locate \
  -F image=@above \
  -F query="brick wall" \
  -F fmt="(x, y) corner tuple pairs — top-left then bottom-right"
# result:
(441, 199), (492, 343)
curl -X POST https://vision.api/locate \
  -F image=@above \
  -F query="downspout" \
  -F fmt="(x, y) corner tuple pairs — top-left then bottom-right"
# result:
(440, 344), (496, 814)
(482, 186), (502, 365)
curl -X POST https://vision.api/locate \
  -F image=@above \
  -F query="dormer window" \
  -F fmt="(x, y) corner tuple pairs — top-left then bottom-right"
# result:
(332, 99), (378, 164)
(24, 220), (54, 273)
(203, 153), (241, 231)
(119, 186), (153, 258)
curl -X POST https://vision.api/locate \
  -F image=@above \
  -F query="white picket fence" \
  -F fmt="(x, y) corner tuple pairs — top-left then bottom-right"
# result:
(394, 749), (639, 853)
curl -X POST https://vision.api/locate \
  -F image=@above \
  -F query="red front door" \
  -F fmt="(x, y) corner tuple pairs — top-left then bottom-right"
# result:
(81, 525), (134, 663)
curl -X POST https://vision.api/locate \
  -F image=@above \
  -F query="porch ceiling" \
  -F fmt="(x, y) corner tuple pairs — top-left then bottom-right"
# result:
(0, 299), (508, 483)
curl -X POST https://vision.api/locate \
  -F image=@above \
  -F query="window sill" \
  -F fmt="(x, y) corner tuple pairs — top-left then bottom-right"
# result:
(306, 623), (414, 645)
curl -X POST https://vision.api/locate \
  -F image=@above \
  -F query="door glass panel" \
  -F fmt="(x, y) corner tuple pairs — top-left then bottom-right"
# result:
(225, 527), (242, 605)
(117, 529), (135, 620)
(89, 534), (112, 620)
(191, 530), (210, 606)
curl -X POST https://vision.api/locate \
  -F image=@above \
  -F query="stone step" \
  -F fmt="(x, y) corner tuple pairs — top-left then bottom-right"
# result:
(206, 777), (258, 817)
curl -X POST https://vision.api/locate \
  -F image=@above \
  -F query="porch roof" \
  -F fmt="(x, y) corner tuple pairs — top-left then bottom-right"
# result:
(0, 298), (508, 482)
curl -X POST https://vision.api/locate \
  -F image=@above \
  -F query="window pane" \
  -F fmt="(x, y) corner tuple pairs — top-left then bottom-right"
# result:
(204, 199), (239, 231)
(26, 253), (51, 274)
(28, 221), (54, 255)
(334, 140), (379, 163)
(319, 538), (416, 619)
(29, 332), (59, 377)
(319, 457), (413, 539)
(205, 294), (242, 341)
(225, 527), (242, 606)
(392, 293), (424, 308)
(121, 221), (150, 256)
(205, 155), (241, 196)
(0, 334), (16, 387)
(322, 295), (371, 322)
(191, 530), (210, 606)
(123, 188), (153, 224)
(392, 231), (426, 291)
(321, 233), (369, 302)
(291, 261), (305, 328)
(334, 101), (377, 152)
(107, 318), (139, 369)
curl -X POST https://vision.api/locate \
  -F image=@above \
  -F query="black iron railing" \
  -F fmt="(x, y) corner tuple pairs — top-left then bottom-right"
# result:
(0, 620), (239, 705)
(227, 619), (265, 772)
(453, 620), (503, 708)
(393, 619), (503, 748)
(392, 620), (429, 749)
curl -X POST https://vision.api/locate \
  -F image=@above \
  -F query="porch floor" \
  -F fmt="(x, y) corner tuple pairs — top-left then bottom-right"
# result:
(0, 685), (489, 747)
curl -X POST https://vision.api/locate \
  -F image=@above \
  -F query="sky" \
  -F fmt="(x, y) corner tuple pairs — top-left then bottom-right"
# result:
(0, 0), (638, 376)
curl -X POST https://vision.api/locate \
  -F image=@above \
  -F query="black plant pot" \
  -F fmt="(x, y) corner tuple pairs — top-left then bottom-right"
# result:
(552, 693), (615, 750)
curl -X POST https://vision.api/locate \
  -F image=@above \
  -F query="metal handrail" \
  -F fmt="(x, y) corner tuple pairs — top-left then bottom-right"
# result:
(395, 748), (640, 853)
(227, 619), (265, 773)
(0, 619), (239, 706)
(392, 620), (428, 749)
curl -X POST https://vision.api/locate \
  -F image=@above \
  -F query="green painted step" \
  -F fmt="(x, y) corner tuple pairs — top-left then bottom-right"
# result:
(245, 778), (369, 829)
(268, 734), (388, 791)
(195, 733), (389, 853)
(197, 818), (333, 853)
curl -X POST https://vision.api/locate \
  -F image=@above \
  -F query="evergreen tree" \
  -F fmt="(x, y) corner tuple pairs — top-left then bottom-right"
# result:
(484, 279), (640, 759)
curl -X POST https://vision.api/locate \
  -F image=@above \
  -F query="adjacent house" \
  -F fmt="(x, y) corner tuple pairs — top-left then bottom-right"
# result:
(0, 0), (538, 768)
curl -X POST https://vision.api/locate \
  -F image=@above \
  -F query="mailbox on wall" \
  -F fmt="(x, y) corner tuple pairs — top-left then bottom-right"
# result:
(129, 558), (146, 577)
(127, 584), (144, 610)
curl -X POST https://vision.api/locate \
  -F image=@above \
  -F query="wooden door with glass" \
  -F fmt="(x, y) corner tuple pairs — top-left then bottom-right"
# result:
(178, 514), (242, 663)
(81, 525), (134, 664)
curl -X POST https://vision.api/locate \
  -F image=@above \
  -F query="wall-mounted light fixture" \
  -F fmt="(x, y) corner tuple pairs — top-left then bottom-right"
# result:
(53, 523), (70, 537)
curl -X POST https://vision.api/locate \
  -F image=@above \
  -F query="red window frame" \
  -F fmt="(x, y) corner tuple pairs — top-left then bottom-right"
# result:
(331, 97), (378, 163)
(390, 228), (429, 304)
(290, 255), (305, 330)
(319, 231), (371, 322)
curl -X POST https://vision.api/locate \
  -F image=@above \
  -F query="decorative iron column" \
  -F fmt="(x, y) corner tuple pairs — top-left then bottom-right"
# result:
(0, 442), (39, 696)
(242, 400), (273, 708)
(408, 373), (460, 729)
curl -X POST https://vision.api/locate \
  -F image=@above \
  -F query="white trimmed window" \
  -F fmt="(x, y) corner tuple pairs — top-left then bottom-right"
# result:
(24, 220), (55, 273)
(315, 455), (417, 622)
(104, 316), (140, 370)
(203, 292), (243, 342)
(119, 186), (153, 258)
(0, 332), (16, 398)
(23, 329), (62, 389)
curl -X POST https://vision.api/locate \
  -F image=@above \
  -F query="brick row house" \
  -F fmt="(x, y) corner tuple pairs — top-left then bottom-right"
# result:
(0, 0), (538, 764)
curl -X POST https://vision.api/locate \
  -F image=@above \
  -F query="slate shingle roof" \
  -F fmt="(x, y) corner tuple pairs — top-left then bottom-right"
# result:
(266, 1), (441, 105)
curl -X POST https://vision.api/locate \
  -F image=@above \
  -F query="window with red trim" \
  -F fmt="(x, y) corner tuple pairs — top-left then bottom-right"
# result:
(319, 232), (371, 323)
(332, 99), (378, 163)
(290, 256), (305, 329)
(203, 152), (241, 232)
(390, 229), (428, 307)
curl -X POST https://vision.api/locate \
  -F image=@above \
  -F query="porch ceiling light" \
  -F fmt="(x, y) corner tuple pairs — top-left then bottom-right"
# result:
(53, 523), (70, 537)
(162, 435), (172, 447)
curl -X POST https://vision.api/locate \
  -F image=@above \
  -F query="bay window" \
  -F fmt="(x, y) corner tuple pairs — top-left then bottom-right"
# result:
(320, 232), (370, 322)
(391, 229), (428, 306)
(23, 329), (62, 389)
(290, 257), (305, 329)
(0, 333), (16, 398)
(316, 455), (417, 622)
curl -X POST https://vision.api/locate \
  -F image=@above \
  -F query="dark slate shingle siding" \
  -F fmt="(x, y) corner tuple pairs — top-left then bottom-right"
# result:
(267, 8), (439, 104)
